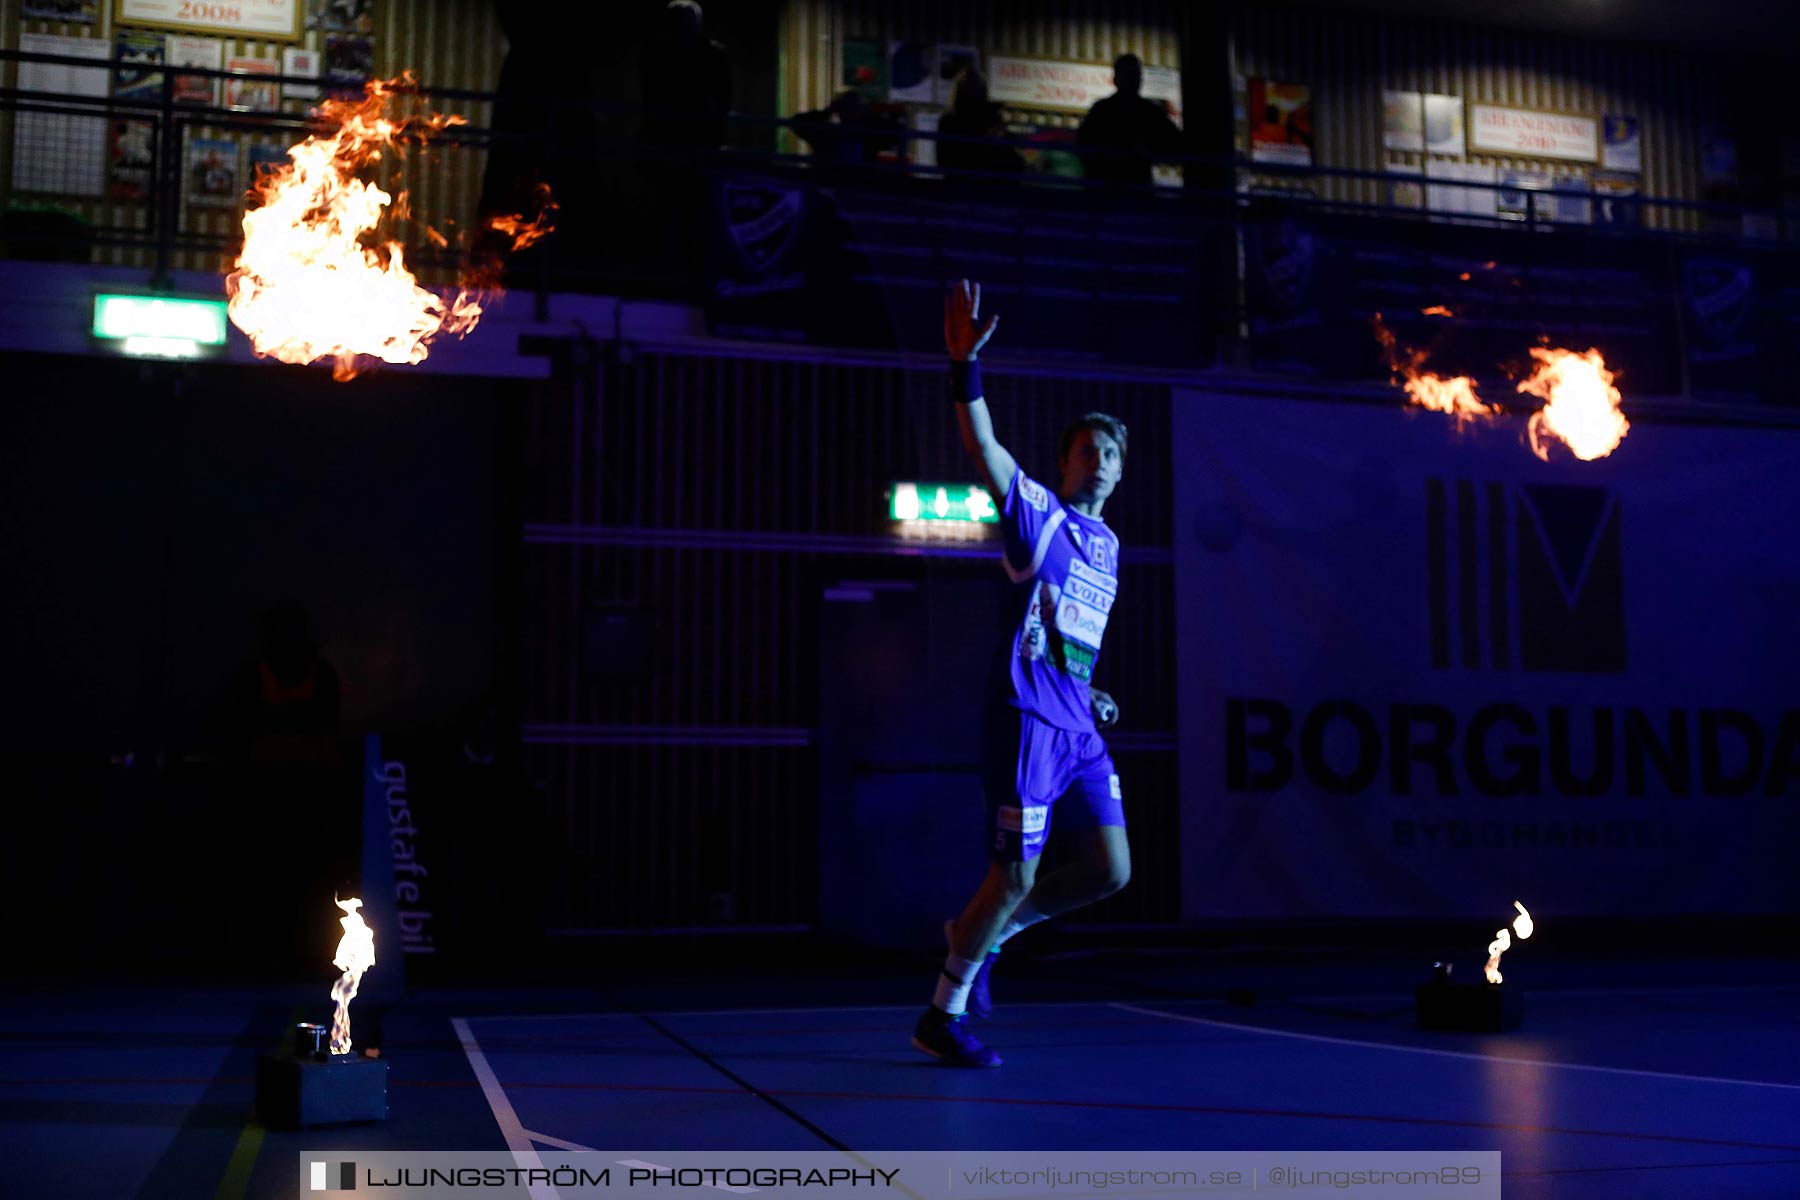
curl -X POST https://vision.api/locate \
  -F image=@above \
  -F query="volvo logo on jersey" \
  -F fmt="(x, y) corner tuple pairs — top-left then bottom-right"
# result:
(1425, 479), (1625, 674)
(1054, 557), (1117, 682)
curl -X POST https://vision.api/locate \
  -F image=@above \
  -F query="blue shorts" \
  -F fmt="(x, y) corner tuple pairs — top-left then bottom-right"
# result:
(983, 706), (1124, 862)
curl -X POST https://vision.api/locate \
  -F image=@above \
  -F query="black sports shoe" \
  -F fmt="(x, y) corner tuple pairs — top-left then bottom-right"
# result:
(912, 1007), (1002, 1067)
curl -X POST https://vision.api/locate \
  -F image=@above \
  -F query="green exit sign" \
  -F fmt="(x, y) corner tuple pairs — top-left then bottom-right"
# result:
(889, 481), (998, 523)
(92, 293), (229, 359)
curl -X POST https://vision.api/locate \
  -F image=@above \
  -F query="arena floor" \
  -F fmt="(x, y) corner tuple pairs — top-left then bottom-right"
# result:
(8, 947), (1797, 1199)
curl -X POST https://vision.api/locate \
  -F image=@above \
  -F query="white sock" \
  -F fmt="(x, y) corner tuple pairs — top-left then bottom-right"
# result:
(931, 953), (984, 1015)
(994, 897), (1048, 948)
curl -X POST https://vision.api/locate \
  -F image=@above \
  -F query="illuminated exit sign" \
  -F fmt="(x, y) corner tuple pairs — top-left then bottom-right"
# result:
(889, 481), (998, 523)
(92, 293), (229, 359)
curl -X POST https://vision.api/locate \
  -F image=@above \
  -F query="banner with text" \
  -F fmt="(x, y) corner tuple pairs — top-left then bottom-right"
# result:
(116, 0), (301, 41)
(987, 55), (1181, 124)
(1172, 389), (1800, 920)
(293, 1151), (1502, 1199)
(1468, 104), (1597, 162)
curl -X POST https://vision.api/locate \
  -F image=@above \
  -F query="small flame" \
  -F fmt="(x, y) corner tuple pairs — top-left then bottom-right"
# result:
(1406, 375), (1490, 419)
(483, 207), (557, 253)
(1517, 347), (1629, 461)
(1458, 272), (1471, 281)
(225, 74), (554, 381)
(329, 897), (376, 1055)
(1484, 929), (1511, 984)
(1421, 305), (1454, 318)
(1483, 900), (1535, 984)
(1373, 314), (1497, 424)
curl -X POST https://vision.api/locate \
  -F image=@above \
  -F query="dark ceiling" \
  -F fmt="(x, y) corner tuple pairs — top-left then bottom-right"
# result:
(1298, 0), (1800, 59)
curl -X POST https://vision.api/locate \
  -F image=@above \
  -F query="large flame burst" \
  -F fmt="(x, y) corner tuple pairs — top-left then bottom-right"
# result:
(1373, 313), (1497, 424)
(1373, 313), (1630, 462)
(1518, 347), (1630, 462)
(226, 74), (554, 381)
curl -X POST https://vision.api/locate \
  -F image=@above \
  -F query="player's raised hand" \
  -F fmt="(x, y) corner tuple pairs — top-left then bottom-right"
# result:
(944, 279), (999, 362)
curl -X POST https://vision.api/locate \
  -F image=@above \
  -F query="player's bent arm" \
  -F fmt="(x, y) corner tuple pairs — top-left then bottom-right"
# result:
(953, 392), (1019, 500)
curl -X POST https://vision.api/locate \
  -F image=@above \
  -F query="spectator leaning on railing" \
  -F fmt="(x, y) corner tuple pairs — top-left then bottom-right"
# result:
(791, 90), (907, 167)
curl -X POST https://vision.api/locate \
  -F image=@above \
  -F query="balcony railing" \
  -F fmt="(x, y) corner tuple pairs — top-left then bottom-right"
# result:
(3, 48), (1796, 404)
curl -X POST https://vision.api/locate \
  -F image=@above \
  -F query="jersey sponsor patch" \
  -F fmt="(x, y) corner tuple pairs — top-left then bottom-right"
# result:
(1058, 561), (1115, 651)
(1059, 639), (1096, 682)
(1063, 569), (1115, 615)
(1018, 590), (1048, 662)
(1088, 536), (1117, 574)
(1067, 555), (1118, 596)
(995, 804), (1049, 834)
(1108, 773), (1122, 800)
(1056, 597), (1110, 651)
(1017, 474), (1050, 512)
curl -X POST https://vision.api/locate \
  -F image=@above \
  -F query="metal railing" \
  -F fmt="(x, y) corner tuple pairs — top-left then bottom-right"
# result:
(3, 48), (1796, 401)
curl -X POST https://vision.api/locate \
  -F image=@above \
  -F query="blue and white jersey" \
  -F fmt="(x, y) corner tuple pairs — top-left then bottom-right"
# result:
(989, 465), (1121, 732)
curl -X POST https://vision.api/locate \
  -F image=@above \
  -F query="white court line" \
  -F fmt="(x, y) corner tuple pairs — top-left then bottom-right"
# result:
(469, 1001), (1109, 1022)
(1294, 983), (1800, 1003)
(461, 1012), (661, 1025)
(526, 1129), (599, 1153)
(451, 1017), (562, 1200)
(465, 988), (1795, 1024)
(647, 1000), (1116, 1018)
(1111, 1002), (1800, 1092)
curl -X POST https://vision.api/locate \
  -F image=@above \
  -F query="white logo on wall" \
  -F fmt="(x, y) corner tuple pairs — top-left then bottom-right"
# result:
(721, 182), (804, 271)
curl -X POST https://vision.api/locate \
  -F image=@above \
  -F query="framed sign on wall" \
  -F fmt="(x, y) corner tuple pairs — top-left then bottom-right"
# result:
(1468, 104), (1598, 163)
(987, 55), (1182, 124)
(113, 0), (303, 43)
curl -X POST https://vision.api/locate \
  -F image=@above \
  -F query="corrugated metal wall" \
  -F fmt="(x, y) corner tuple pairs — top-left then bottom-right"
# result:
(780, 1), (1730, 230)
(777, 0), (1184, 147)
(524, 349), (1180, 930)
(0, 0), (503, 271)
(1231, 3), (1717, 231)
(372, 0), (502, 275)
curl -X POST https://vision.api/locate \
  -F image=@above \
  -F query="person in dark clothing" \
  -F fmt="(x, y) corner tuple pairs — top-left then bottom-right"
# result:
(936, 69), (1024, 175)
(230, 599), (349, 974)
(476, 3), (603, 285)
(792, 90), (906, 167)
(236, 599), (341, 763)
(639, 0), (733, 150)
(1076, 54), (1183, 186)
(637, 1), (732, 296)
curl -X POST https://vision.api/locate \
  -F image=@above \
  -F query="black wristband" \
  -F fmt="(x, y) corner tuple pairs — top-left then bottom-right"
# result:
(949, 359), (983, 406)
